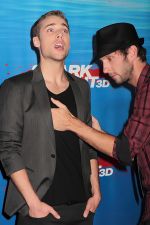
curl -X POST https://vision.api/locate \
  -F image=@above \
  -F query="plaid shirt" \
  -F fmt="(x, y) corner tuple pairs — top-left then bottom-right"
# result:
(114, 64), (150, 222)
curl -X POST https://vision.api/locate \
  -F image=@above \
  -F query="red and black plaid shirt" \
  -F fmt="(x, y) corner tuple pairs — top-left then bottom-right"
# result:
(114, 64), (150, 222)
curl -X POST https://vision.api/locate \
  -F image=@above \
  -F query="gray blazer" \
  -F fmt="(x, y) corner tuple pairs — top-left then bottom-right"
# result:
(0, 66), (97, 217)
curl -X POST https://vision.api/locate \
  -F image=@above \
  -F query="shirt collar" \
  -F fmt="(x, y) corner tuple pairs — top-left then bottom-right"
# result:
(136, 64), (150, 91)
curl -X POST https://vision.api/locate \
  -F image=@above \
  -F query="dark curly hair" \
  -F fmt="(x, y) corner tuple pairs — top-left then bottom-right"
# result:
(120, 44), (146, 62)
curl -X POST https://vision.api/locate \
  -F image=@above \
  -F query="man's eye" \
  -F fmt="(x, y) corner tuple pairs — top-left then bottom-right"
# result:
(107, 57), (112, 61)
(63, 29), (69, 33)
(47, 28), (54, 32)
(99, 60), (103, 65)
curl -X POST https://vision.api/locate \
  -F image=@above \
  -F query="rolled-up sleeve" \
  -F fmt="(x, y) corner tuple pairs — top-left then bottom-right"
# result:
(124, 82), (150, 159)
(113, 134), (132, 166)
(0, 79), (25, 176)
(113, 74), (150, 165)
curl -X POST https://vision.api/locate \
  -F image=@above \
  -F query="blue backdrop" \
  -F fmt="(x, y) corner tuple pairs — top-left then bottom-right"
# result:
(0, 1), (150, 225)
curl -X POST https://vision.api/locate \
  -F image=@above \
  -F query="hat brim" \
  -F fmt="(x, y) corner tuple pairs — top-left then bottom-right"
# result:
(94, 37), (144, 61)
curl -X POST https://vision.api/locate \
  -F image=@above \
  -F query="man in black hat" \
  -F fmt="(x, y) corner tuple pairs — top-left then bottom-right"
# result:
(51, 23), (150, 225)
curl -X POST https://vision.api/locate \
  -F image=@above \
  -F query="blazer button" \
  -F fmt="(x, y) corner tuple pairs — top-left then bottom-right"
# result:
(51, 154), (55, 158)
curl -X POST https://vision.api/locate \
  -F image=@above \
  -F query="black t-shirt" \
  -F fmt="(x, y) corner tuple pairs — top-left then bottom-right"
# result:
(42, 85), (87, 205)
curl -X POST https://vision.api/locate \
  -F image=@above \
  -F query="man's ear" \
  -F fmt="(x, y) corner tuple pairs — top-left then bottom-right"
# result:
(33, 36), (40, 48)
(127, 45), (138, 61)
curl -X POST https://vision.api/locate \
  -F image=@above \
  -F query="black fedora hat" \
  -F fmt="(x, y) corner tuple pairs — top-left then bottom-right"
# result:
(95, 22), (144, 59)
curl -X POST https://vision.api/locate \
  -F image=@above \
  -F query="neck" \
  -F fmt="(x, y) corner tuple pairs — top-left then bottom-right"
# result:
(40, 58), (66, 83)
(129, 60), (146, 87)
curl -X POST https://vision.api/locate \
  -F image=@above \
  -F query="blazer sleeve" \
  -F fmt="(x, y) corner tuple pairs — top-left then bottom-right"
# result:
(0, 79), (25, 176)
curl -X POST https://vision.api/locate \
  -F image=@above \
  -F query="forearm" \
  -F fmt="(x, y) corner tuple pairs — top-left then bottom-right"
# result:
(83, 159), (101, 216)
(11, 169), (60, 219)
(69, 117), (115, 157)
(11, 169), (40, 208)
(90, 159), (100, 198)
(51, 98), (115, 156)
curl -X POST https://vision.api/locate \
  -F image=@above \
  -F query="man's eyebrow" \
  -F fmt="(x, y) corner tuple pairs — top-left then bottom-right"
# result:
(44, 23), (69, 29)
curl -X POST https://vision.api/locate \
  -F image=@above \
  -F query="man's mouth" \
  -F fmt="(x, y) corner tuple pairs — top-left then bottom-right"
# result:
(109, 73), (117, 78)
(54, 43), (64, 49)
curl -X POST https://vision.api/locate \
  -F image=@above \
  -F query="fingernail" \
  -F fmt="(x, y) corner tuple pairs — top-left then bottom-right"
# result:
(56, 215), (61, 219)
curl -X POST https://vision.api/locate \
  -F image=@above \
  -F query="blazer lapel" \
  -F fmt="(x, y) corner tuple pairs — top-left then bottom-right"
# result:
(67, 73), (84, 150)
(32, 66), (56, 147)
(67, 74), (84, 122)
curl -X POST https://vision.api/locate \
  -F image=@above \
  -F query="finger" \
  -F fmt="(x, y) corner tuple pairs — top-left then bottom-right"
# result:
(83, 207), (90, 218)
(89, 206), (96, 213)
(92, 115), (99, 124)
(92, 115), (102, 131)
(90, 209), (95, 213)
(51, 98), (67, 109)
(49, 206), (60, 219)
(92, 115), (96, 120)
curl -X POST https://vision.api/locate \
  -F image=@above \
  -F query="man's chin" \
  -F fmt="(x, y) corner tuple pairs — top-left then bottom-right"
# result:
(112, 77), (123, 85)
(54, 53), (69, 62)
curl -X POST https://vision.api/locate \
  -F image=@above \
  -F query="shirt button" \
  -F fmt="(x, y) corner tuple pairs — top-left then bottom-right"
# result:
(51, 154), (55, 158)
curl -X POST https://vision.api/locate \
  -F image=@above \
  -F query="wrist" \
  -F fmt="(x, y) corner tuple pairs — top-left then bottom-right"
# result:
(69, 116), (79, 131)
(69, 117), (84, 133)
(92, 188), (101, 197)
(92, 191), (101, 202)
(27, 194), (41, 208)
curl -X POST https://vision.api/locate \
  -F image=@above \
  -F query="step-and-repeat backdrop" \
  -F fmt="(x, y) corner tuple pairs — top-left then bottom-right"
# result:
(0, 1), (150, 225)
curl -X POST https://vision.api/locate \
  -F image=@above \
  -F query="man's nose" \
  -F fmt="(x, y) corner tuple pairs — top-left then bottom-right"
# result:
(103, 64), (110, 74)
(56, 31), (63, 39)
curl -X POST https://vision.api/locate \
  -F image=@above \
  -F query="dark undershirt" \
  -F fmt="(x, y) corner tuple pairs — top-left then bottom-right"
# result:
(42, 85), (87, 205)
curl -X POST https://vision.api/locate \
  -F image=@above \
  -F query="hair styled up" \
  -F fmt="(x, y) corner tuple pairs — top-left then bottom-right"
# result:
(31, 10), (69, 38)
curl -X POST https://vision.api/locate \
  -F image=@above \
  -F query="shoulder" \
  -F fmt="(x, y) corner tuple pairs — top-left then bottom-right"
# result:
(137, 64), (150, 94)
(0, 70), (33, 95)
(7, 70), (33, 85)
(142, 64), (150, 84)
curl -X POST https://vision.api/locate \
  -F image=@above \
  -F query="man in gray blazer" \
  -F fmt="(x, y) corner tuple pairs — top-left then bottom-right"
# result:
(0, 10), (100, 225)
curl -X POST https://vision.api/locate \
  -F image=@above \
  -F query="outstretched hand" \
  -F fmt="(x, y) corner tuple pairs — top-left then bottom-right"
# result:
(51, 98), (74, 131)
